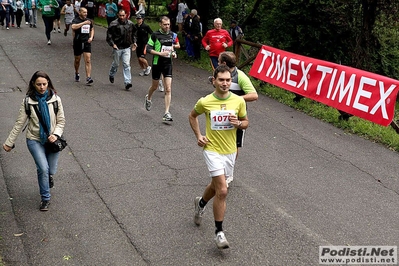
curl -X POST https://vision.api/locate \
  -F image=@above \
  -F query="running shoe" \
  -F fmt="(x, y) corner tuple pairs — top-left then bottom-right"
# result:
(226, 176), (233, 188)
(75, 73), (80, 82)
(194, 197), (205, 226)
(6, 27), (9, 30)
(158, 79), (164, 92)
(144, 94), (152, 111)
(53, 28), (56, 33)
(57, 27), (61, 33)
(139, 70), (145, 76)
(144, 66), (151, 76)
(162, 112), (173, 122)
(86, 77), (94, 85)
(109, 75), (114, 83)
(215, 231), (230, 249)
(47, 40), (51, 45)
(125, 83), (132, 90)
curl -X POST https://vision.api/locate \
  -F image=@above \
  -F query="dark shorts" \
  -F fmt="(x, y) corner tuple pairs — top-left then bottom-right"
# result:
(136, 44), (146, 58)
(151, 63), (172, 80)
(236, 128), (245, 148)
(73, 41), (91, 56)
(54, 9), (61, 19)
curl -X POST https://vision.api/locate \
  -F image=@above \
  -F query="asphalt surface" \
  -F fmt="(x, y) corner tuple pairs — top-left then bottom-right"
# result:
(0, 23), (398, 266)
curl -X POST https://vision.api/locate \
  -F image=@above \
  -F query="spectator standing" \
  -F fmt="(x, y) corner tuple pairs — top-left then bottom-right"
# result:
(61, 0), (74, 36)
(118, 0), (131, 19)
(176, 0), (187, 33)
(135, 14), (152, 76)
(72, 7), (94, 84)
(37, 0), (59, 45)
(106, 9), (137, 90)
(229, 20), (243, 53)
(3, 71), (66, 212)
(202, 18), (233, 70)
(105, 0), (117, 26)
(144, 16), (180, 123)
(189, 65), (248, 249)
(166, 0), (177, 32)
(135, 0), (145, 18)
(182, 10), (193, 59)
(190, 9), (201, 60)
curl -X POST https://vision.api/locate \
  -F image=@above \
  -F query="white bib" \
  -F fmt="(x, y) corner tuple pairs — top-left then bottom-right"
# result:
(81, 24), (90, 34)
(210, 110), (234, 130)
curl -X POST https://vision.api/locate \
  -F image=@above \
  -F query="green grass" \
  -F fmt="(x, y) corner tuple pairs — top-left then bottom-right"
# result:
(93, 18), (399, 151)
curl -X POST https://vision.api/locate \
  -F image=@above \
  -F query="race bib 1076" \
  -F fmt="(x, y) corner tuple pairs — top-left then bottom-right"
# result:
(210, 110), (234, 130)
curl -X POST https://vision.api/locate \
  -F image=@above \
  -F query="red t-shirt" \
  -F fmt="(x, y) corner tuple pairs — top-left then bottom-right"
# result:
(201, 29), (233, 57)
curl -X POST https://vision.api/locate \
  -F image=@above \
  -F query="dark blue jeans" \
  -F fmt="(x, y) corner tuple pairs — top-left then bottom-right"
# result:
(27, 139), (60, 201)
(0, 7), (10, 27)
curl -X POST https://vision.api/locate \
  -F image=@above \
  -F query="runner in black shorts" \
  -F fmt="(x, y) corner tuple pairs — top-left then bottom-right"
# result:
(53, 0), (62, 33)
(144, 16), (180, 123)
(135, 15), (152, 76)
(73, 41), (91, 56)
(71, 8), (94, 84)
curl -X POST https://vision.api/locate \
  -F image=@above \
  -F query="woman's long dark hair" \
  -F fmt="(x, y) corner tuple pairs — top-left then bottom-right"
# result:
(26, 71), (57, 99)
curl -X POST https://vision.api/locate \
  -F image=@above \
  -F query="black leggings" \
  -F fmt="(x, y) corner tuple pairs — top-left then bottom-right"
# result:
(42, 15), (54, 41)
(15, 9), (23, 27)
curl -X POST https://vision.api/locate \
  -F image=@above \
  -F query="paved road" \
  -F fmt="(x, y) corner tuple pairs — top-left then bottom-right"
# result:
(0, 24), (398, 266)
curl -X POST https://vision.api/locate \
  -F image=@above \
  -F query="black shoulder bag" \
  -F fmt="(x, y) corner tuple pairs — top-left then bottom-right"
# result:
(33, 104), (67, 153)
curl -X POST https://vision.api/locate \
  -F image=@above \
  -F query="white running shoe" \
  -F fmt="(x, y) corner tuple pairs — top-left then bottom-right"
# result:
(162, 112), (173, 122)
(215, 231), (230, 249)
(144, 66), (151, 76)
(226, 176), (233, 188)
(144, 94), (152, 111)
(194, 197), (205, 226)
(158, 79), (164, 92)
(139, 70), (145, 76)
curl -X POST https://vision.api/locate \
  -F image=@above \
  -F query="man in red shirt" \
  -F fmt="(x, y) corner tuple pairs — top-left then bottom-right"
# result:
(202, 18), (233, 71)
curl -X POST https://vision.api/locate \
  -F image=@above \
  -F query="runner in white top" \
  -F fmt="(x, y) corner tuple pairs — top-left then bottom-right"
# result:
(61, 0), (74, 36)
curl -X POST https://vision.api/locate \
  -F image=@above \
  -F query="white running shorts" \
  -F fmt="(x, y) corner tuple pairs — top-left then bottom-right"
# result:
(203, 150), (236, 178)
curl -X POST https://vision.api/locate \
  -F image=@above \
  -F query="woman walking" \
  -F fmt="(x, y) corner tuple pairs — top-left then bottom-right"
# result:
(3, 71), (66, 211)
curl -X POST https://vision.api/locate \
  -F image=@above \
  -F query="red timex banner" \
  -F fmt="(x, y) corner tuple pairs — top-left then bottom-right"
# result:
(249, 45), (399, 126)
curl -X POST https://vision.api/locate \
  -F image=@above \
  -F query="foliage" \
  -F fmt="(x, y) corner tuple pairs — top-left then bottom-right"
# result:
(193, 0), (399, 80)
